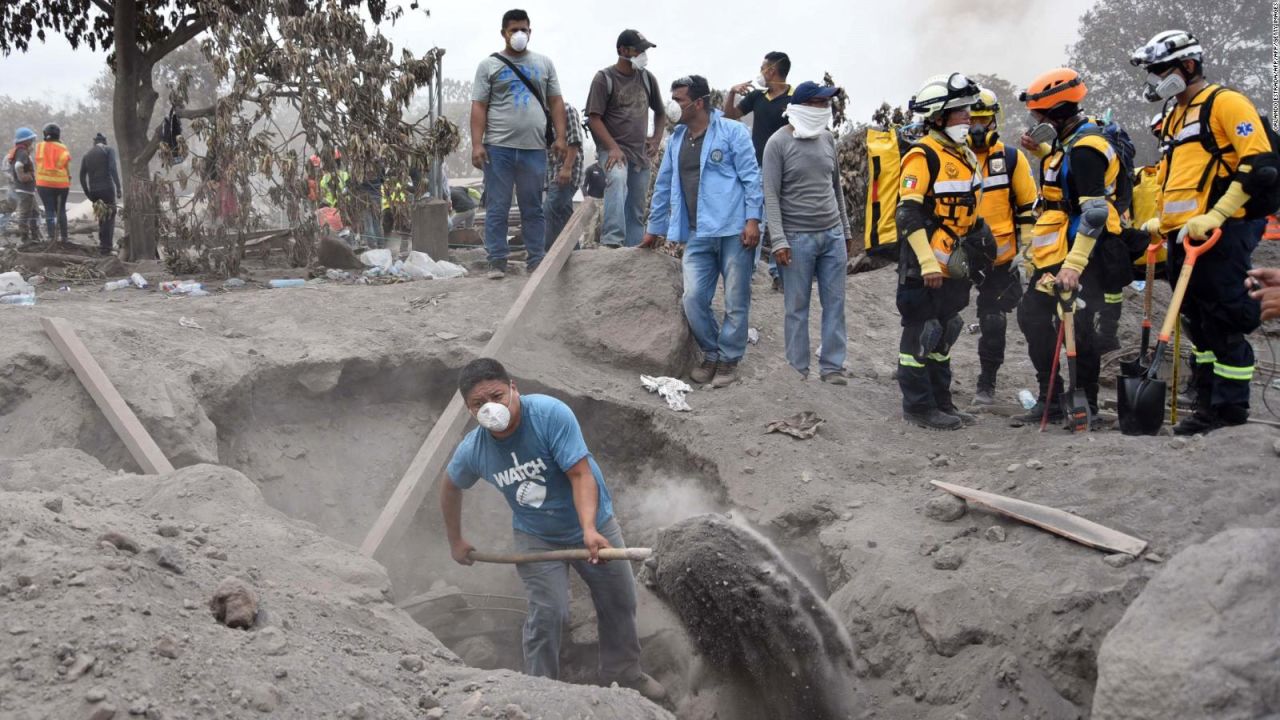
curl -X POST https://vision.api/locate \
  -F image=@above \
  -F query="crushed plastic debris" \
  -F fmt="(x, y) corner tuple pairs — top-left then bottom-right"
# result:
(641, 375), (693, 412)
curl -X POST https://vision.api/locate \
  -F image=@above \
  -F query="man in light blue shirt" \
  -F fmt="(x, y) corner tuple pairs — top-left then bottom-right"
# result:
(643, 75), (763, 389)
(440, 358), (665, 702)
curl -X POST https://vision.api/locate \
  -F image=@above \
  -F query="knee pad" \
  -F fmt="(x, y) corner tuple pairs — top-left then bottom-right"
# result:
(937, 315), (964, 354)
(979, 312), (1007, 337)
(917, 319), (943, 357)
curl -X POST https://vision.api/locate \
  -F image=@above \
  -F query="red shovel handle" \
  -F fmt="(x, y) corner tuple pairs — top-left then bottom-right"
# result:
(1144, 232), (1163, 266)
(1182, 227), (1222, 265)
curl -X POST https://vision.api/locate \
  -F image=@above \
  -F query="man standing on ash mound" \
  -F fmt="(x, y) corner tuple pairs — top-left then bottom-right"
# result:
(439, 357), (666, 702)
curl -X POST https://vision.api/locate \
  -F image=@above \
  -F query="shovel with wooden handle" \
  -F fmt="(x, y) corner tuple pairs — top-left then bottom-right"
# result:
(1060, 291), (1091, 433)
(467, 548), (653, 564)
(1118, 228), (1221, 435)
(1119, 233), (1164, 377)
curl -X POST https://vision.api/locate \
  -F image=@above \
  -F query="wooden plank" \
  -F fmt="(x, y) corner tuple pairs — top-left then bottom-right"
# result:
(41, 317), (176, 475)
(931, 480), (1147, 556)
(359, 198), (599, 559)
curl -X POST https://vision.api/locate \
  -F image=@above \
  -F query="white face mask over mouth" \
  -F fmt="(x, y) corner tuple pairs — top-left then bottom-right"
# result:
(509, 30), (529, 52)
(944, 124), (971, 145)
(785, 105), (832, 139)
(475, 382), (515, 432)
(627, 51), (649, 71)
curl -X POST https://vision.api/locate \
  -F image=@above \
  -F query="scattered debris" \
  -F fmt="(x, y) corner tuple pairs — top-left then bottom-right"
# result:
(210, 576), (260, 629)
(984, 526), (1006, 543)
(640, 375), (693, 412)
(931, 480), (1148, 556)
(178, 316), (204, 330)
(765, 411), (825, 440)
(924, 494), (967, 522)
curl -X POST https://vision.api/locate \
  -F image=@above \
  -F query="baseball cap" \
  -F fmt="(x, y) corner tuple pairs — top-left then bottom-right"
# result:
(790, 81), (840, 105)
(617, 29), (656, 51)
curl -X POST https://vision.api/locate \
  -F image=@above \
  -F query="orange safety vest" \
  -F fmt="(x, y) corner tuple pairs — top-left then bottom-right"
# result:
(900, 134), (983, 278)
(1029, 124), (1121, 269)
(34, 141), (71, 189)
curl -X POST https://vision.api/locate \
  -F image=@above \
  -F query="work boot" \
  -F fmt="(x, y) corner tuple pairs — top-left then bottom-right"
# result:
(711, 361), (739, 388)
(973, 384), (996, 406)
(1017, 401), (1064, 424)
(1173, 410), (1221, 436)
(619, 672), (668, 704)
(821, 370), (848, 386)
(939, 405), (978, 426)
(486, 261), (507, 280)
(904, 409), (963, 431)
(690, 358), (718, 384)
(771, 275), (783, 293)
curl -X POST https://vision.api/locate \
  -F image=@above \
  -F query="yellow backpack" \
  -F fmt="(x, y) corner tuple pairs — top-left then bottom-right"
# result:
(864, 127), (901, 255)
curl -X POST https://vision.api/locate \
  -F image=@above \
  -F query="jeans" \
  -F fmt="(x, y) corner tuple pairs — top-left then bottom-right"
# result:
(86, 189), (117, 253)
(756, 226), (781, 279)
(513, 516), (642, 682)
(15, 191), (40, 243)
(37, 186), (68, 242)
(601, 161), (650, 248)
(484, 145), (547, 270)
(779, 227), (848, 376)
(682, 234), (755, 364)
(543, 179), (576, 247)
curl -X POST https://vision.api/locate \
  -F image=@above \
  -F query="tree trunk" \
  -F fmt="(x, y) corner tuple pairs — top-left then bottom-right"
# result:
(112, 0), (160, 262)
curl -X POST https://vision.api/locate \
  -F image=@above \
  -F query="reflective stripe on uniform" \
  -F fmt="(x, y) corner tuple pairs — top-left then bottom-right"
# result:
(1213, 362), (1254, 381)
(1104, 292), (1124, 304)
(899, 353), (925, 368)
(934, 179), (976, 194)
(1193, 349), (1217, 364)
(1043, 167), (1060, 182)
(1163, 199), (1200, 215)
(1173, 123), (1200, 143)
(927, 352), (950, 363)
(996, 237), (1014, 256)
(1032, 231), (1058, 248)
(982, 174), (1009, 188)
(933, 249), (951, 267)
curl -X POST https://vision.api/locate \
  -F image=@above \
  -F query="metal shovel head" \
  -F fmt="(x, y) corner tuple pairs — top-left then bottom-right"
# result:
(1118, 374), (1166, 435)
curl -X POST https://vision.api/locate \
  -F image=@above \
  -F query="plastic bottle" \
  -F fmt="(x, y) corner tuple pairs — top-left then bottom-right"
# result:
(268, 278), (306, 289)
(130, 273), (148, 288)
(224, 278), (246, 289)
(0, 292), (36, 306)
(160, 281), (204, 294)
(104, 279), (133, 291)
(1017, 389), (1037, 410)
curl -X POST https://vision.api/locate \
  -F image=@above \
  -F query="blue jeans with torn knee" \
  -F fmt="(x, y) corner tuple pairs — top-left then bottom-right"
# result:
(514, 516), (642, 682)
(681, 234), (754, 364)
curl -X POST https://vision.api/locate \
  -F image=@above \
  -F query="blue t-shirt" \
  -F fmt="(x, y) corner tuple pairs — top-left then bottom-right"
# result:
(446, 394), (614, 545)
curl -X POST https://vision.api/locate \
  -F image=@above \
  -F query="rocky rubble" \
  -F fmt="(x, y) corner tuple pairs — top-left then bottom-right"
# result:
(0, 453), (670, 720)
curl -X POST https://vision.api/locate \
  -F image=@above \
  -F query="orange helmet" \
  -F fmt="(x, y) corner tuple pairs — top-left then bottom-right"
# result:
(1019, 68), (1087, 112)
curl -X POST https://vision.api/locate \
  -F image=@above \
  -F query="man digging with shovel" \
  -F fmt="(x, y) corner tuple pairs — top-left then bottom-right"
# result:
(439, 358), (666, 703)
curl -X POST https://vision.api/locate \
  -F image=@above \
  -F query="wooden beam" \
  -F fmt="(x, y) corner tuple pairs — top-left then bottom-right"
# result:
(41, 317), (175, 475)
(360, 198), (599, 559)
(931, 480), (1147, 557)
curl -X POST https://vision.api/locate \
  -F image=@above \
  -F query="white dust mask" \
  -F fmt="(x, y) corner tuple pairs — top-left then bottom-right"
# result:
(509, 31), (529, 52)
(665, 99), (684, 125)
(629, 51), (649, 71)
(754, 74), (768, 89)
(477, 401), (512, 432)
(944, 124), (970, 144)
(785, 105), (831, 139)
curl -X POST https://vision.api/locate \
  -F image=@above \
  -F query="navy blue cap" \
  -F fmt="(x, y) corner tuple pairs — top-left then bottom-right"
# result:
(790, 81), (840, 104)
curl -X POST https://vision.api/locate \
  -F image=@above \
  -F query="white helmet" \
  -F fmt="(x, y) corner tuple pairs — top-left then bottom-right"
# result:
(908, 73), (980, 122)
(1130, 30), (1202, 68)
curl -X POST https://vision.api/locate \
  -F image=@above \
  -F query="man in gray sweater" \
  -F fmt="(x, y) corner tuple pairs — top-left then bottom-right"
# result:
(762, 81), (852, 384)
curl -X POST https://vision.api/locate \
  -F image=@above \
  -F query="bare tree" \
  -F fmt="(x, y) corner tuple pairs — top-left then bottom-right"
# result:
(1, 0), (454, 267)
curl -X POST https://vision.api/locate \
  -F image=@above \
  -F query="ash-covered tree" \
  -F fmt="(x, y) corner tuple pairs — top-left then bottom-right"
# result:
(0, 0), (453, 269)
(1066, 0), (1270, 166)
(970, 73), (1032, 143)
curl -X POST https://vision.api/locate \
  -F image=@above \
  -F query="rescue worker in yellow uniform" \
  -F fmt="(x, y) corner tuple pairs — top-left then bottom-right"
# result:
(967, 88), (1038, 405)
(1015, 68), (1127, 425)
(1097, 112), (1169, 356)
(1132, 30), (1277, 434)
(895, 73), (991, 430)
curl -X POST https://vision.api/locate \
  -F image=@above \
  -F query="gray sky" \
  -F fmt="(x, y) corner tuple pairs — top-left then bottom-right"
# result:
(0, 0), (1093, 124)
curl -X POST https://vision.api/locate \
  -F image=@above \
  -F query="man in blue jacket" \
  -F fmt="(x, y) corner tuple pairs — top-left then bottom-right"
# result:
(643, 75), (764, 388)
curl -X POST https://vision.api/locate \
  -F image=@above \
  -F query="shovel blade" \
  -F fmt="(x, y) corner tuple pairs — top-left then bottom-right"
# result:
(1118, 376), (1167, 435)
(1066, 390), (1091, 432)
